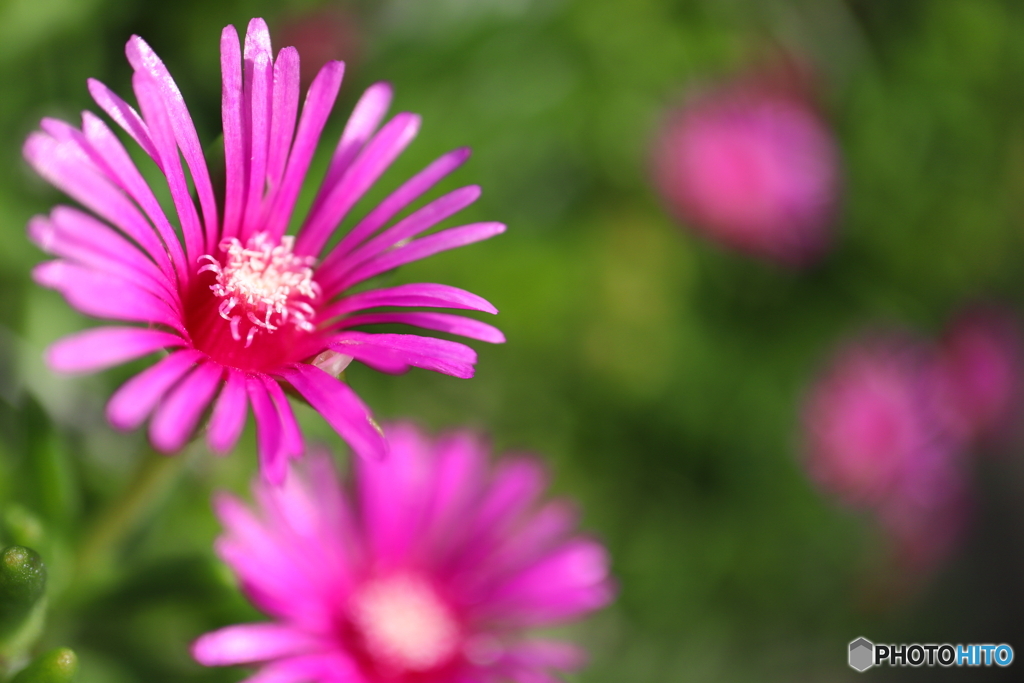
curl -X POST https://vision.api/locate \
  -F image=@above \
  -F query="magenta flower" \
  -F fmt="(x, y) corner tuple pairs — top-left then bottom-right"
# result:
(192, 423), (613, 683)
(24, 18), (505, 481)
(801, 332), (971, 576)
(653, 79), (840, 266)
(801, 334), (960, 509)
(938, 307), (1022, 444)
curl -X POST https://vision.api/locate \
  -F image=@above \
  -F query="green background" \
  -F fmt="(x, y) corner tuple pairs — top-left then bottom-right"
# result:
(0, 0), (1023, 681)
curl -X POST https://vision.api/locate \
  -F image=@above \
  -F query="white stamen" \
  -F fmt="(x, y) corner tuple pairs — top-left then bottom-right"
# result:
(350, 574), (460, 673)
(200, 232), (320, 343)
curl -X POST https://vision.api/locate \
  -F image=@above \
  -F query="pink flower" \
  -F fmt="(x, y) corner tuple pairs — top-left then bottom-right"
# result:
(192, 423), (614, 683)
(653, 78), (840, 266)
(801, 332), (971, 576)
(24, 18), (505, 481)
(937, 307), (1022, 444)
(802, 334), (960, 509)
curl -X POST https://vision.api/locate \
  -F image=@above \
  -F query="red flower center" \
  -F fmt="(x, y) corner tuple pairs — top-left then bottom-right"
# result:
(184, 233), (326, 373)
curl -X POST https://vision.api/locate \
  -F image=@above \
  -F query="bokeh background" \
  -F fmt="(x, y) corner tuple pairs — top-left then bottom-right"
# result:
(2, 0), (1024, 681)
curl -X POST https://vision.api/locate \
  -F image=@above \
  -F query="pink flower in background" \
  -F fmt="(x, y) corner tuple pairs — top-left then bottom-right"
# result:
(653, 75), (840, 266)
(802, 334), (961, 509)
(192, 424), (613, 683)
(24, 18), (505, 481)
(802, 331), (972, 577)
(938, 307), (1022, 444)
(276, 7), (364, 88)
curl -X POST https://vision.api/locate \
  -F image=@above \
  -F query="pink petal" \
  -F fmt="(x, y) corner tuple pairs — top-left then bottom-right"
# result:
(336, 312), (505, 344)
(330, 331), (477, 378)
(504, 641), (585, 671)
(45, 327), (184, 374)
(355, 422), (433, 565)
(307, 82), (393, 222)
(79, 111), (189, 285)
(149, 361), (224, 452)
(247, 375), (286, 485)
(30, 209), (176, 305)
(132, 71), (204, 270)
(485, 539), (613, 624)
(264, 46), (300, 210)
(221, 24), (246, 240)
(207, 368), (249, 455)
(264, 378), (304, 462)
(23, 132), (176, 278)
(87, 78), (159, 163)
(237, 653), (360, 683)
(262, 60), (345, 240)
(321, 147), (470, 291)
(125, 35), (218, 250)
(212, 494), (339, 629)
(33, 261), (184, 332)
(192, 623), (323, 666)
(240, 20), (274, 240)
(320, 283), (498, 320)
(278, 364), (387, 461)
(106, 349), (203, 430)
(419, 431), (488, 556)
(296, 113), (421, 257)
(343, 185), (481, 271)
(334, 222), (505, 292)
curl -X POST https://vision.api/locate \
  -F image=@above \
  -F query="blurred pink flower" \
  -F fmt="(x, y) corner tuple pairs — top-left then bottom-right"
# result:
(938, 307), (1022, 444)
(276, 7), (364, 88)
(802, 332), (972, 577)
(653, 77), (840, 266)
(193, 424), (614, 683)
(24, 18), (505, 481)
(802, 334), (960, 509)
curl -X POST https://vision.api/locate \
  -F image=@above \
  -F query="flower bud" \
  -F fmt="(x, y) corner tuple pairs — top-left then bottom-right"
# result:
(0, 546), (46, 642)
(10, 648), (78, 683)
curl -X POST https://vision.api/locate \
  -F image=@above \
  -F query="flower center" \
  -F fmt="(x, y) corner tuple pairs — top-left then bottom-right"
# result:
(349, 574), (460, 673)
(198, 232), (320, 347)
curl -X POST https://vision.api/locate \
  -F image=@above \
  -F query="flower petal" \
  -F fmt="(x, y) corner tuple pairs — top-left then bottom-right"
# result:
(336, 312), (505, 344)
(296, 113), (421, 257)
(150, 360), (224, 452)
(306, 81), (393, 222)
(334, 222), (505, 292)
(192, 623), (323, 666)
(132, 71), (205, 271)
(23, 132), (176, 278)
(262, 60), (345, 239)
(247, 375), (286, 485)
(45, 327), (184, 374)
(321, 147), (470, 289)
(278, 364), (387, 461)
(221, 24), (246, 241)
(33, 261), (184, 332)
(264, 46), (300, 210)
(207, 368), (249, 455)
(87, 78), (160, 163)
(264, 377), (304, 462)
(320, 283), (498, 321)
(330, 331), (477, 378)
(126, 34), (218, 250)
(106, 349), (203, 430)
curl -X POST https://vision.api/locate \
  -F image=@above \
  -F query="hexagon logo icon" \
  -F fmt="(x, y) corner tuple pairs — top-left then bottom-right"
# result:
(849, 637), (874, 672)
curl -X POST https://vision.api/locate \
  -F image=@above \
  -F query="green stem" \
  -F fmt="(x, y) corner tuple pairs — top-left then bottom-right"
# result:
(73, 447), (191, 587)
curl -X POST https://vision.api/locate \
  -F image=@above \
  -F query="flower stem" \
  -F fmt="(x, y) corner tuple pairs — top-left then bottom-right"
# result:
(73, 446), (191, 587)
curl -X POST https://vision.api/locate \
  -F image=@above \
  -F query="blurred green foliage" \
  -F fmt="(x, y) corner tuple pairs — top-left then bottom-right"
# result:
(1, 0), (1024, 681)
